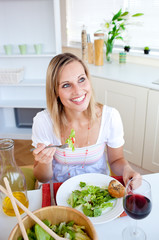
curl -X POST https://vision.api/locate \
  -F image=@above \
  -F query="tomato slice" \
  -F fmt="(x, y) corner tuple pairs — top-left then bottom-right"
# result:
(71, 137), (75, 144)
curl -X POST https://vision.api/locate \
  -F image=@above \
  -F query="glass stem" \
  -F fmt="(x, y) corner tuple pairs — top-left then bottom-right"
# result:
(133, 220), (137, 235)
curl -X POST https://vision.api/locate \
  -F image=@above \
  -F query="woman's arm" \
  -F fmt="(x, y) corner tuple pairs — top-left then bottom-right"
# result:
(107, 145), (140, 186)
(33, 143), (56, 183)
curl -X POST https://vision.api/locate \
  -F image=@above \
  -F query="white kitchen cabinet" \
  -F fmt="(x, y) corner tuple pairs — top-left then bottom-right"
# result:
(0, 0), (61, 139)
(91, 76), (148, 167)
(142, 90), (159, 172)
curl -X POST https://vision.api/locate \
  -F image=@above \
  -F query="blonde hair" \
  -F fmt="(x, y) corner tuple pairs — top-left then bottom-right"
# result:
(46, 52), (98, 138)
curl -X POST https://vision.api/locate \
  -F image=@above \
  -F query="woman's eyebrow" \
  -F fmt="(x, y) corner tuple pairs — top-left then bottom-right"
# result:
(78, 73), (85, 79)
(59, 80), (68, 86)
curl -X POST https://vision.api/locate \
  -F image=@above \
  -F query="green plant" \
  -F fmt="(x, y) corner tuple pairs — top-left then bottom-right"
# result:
(144, 46), (150, 54)
(103, 9), (143, 61)
(124, 45), (131, 52)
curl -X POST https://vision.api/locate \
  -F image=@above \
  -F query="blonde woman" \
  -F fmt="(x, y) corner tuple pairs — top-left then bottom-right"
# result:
(32, 53), (140, 184)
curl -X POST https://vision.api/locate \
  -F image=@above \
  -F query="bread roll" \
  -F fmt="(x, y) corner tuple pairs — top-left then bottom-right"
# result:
(108, 179), (125, 198)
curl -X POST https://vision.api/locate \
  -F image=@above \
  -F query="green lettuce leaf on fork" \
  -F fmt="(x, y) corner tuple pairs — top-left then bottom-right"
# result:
(65, 129), (75, 151)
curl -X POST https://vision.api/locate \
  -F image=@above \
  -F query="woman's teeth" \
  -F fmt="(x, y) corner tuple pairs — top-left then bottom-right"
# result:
(72, 95), (85, 102)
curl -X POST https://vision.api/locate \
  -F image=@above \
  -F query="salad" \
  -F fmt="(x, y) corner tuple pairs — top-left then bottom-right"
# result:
(67, 182), (115, 217)
(18, 219), (91, 240)
(65, 129), (75, 151)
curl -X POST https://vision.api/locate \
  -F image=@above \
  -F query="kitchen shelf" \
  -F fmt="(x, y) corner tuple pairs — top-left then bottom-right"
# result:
(0, 78), (46, 86)
(0, 126), (32, 140)
(0, 0), (61, 139)
(0, 53), (57, 58)
(0, 99), (46, 108)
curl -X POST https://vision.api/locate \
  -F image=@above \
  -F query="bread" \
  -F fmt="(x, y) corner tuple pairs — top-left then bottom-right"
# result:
(108, 179), (125, 198)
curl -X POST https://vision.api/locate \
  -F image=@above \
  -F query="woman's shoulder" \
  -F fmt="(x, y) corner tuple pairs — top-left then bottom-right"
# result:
(33, 109), (53, 130)
(100, 105), (121, 131)
(34, 109), (51, 122)
(102, 104), (120, 117)
(95, 103), (119, 125)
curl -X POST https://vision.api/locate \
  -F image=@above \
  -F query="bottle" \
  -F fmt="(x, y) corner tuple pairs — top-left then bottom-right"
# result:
(94, 33), (104, 66)
(81, 25), (87, 61)
(87, 34), (94, 64)
(0, 139), (29, 216)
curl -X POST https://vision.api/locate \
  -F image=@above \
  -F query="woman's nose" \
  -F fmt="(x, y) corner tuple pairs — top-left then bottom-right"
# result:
(72, 84), (81, 94)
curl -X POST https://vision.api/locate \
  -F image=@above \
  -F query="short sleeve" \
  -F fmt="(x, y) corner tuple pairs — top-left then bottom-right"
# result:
(107, 108), (125, 148)
(32, 110), (59, 147)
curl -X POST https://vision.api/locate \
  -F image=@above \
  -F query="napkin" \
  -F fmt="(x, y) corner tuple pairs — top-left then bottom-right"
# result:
(42, 176), (127, 217)
(42, 182), (62, 207)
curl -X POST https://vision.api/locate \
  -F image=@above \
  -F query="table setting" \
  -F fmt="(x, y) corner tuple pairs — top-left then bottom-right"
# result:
(0, 173), (158, 239)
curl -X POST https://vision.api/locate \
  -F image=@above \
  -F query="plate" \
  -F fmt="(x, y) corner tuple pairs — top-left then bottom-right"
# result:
(56, 173), (124, 225)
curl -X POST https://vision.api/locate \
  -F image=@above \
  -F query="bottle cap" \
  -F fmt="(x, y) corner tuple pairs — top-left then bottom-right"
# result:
(94, 32), (104, 37)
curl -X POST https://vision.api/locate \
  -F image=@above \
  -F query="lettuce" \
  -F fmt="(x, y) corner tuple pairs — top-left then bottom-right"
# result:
(67, 182), (115, 217)
(19, 220), (91, 240)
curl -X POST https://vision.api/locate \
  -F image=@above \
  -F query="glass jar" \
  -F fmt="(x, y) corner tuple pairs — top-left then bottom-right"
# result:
(94, 33), (104, 66)
(0, 139), (29, 216)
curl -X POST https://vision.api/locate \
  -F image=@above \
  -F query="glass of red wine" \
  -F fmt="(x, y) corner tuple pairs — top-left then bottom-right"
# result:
(122, 177), (152, 240)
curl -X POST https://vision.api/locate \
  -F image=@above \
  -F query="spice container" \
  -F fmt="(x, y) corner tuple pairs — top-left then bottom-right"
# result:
(119, 52), (127, 63)
(94, 33), (104, 66)
(81, 25), (87, 61)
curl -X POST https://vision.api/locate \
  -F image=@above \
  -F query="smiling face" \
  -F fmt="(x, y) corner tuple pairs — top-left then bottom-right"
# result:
(58, 61), (92, 113)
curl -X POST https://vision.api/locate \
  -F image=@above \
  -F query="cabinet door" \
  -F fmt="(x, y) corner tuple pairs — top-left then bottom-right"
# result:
(91, 77), (148, 167)
(143, 90), (159, 172)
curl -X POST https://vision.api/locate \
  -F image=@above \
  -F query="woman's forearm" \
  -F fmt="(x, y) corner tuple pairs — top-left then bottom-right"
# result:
(33, 161), (53, 183)
(109, 158), (140, 186)
(109, 157), (129, 176)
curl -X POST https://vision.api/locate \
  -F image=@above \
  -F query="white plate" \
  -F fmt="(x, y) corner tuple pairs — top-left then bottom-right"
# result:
(56, 173), (124, 225)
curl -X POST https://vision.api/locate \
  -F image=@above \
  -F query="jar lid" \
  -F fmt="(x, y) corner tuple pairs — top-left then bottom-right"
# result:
(94, 33), (104, 37)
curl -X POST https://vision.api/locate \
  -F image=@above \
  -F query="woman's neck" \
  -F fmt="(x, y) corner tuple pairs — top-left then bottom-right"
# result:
(64, 109), (89, 125)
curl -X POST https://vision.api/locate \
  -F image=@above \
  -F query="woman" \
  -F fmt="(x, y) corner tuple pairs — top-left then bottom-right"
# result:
(32, 52), (140, 185)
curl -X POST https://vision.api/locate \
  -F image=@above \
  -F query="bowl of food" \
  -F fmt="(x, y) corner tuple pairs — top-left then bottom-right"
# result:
(9, 206), (98, 240)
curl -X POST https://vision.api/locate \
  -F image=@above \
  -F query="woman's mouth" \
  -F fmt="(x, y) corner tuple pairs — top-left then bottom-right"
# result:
(71, 94), (86, 103)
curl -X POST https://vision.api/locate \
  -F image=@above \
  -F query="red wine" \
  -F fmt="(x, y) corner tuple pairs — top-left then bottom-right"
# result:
(123, 194), (152, 220)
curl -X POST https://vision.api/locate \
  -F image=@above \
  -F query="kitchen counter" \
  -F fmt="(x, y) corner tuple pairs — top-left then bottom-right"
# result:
(1, 61), (158, 90)
(88, 61), (159, 90)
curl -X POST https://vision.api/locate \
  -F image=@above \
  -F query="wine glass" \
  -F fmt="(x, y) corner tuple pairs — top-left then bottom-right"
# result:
(122, 177), (152, 240)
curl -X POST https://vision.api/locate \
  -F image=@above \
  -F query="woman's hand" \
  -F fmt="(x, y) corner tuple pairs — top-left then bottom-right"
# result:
(32, 143), (56, 183)
(122, 165), (141, 186)
(33, 143), (56, 164)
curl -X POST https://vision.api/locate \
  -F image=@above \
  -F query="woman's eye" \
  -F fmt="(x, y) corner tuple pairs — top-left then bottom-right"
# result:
(79, 77), (85, 83)
(62, 83), (70, 88)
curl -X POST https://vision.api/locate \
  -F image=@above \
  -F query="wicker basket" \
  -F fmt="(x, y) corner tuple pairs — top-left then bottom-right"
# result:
(0, 68), (24, 84)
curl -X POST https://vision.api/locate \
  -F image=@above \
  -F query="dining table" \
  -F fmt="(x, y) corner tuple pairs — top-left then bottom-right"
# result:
(0, 173), (158, 240)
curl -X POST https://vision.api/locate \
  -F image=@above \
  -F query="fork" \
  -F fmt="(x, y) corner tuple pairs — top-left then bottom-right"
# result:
(49, 180), (56, 206)
(30, 143), (68, 152)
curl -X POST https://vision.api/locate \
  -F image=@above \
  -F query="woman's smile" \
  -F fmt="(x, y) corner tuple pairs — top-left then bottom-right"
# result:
(71, 94), (86, 104)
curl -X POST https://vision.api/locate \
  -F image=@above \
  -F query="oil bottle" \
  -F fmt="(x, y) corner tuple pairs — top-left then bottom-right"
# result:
(0, 139), (29, 216)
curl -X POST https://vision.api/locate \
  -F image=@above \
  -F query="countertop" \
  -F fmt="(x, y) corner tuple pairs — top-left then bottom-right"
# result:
(88, 61), (159, 91)
(1, 61), (159, 91)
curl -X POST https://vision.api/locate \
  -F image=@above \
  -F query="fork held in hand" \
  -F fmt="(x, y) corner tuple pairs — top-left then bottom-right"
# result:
(30, 143), (68, 152)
